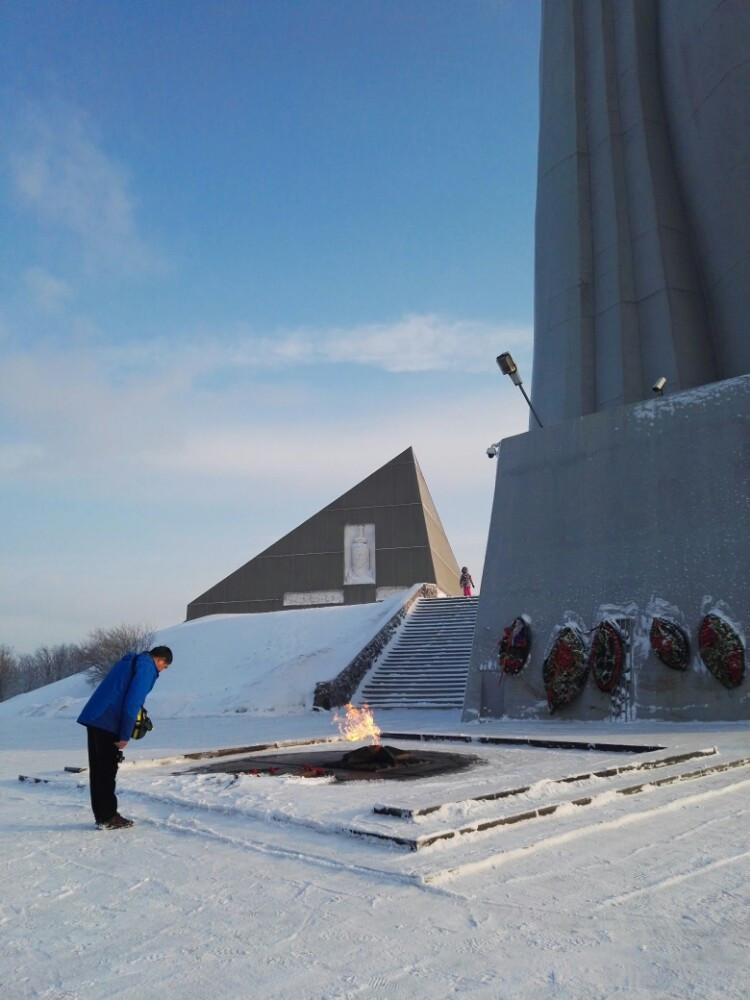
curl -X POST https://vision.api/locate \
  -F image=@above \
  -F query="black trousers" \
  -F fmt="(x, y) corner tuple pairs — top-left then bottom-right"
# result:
(86, 725), (120, 823)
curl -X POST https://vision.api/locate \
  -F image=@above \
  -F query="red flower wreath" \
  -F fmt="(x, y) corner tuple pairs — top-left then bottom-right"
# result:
(498, 616), (531, 677)
(699, 613), (745, 689)
(649, 618), (689, 671)
(589, 621), (624, 693)
(543, 626), (588, 713)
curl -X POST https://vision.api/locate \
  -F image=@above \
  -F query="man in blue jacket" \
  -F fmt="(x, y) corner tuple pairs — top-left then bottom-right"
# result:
(78, 645), (173, 829)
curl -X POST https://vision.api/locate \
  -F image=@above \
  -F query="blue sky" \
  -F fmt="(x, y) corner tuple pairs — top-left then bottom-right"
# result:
(1, 0), (541, 653)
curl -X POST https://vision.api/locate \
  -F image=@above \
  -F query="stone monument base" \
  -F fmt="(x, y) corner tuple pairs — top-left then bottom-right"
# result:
(464, 376), (749, 723)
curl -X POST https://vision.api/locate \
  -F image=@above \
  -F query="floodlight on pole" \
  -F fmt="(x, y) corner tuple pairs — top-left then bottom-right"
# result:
(496, 352), (544, 428)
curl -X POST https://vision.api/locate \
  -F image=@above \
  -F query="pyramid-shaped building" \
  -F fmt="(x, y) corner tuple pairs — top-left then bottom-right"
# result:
(186, 447), (460, 620)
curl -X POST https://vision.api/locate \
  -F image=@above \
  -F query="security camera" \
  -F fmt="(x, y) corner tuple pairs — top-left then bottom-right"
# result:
(652, 376), (667, 394)
(486, 443), (498, 459)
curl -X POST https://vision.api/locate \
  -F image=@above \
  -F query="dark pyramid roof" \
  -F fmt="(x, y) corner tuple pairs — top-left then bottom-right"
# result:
(412, 453), (462, 595)
(186, 447), (461, 620)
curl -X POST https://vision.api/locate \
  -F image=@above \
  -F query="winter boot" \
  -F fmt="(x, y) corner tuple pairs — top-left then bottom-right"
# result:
(97, 812), (134, 830)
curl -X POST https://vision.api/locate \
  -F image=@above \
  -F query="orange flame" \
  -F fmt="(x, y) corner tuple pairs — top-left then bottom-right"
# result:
(333, 702), (381, 745)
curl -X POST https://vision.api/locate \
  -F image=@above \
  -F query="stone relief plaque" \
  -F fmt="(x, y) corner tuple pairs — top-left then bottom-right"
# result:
(283, 591), (344, 607)
(344, 524), (376, 585)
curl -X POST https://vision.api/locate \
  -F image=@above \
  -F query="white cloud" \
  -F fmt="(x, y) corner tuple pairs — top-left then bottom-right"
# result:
(0, 442), (47, 475)
(0, 316), (533, 495)
(9, 100), (159, 273)
(280, 314), (530, 373)
(103, 313), (532, 377)
(24, 267), (74, 314)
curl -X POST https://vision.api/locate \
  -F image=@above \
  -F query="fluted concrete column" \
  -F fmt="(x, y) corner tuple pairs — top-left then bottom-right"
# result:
(532, 0), (749, 426)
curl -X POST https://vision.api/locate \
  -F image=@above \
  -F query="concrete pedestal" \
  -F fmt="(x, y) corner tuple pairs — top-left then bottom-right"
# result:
(464, 376), (750, 723)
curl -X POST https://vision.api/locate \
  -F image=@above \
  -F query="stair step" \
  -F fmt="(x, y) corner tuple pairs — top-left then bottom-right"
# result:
(363, 682), (466, 689)
(364, 673), (467, 681)
(352, 595), (478, 711)
(366, 674), (467, 681)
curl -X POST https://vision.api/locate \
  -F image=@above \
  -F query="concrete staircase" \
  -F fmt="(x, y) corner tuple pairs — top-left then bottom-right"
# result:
(357, 596), (478, 710)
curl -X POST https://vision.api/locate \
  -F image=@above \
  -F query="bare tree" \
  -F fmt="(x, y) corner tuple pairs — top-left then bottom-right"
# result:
(32, 644), (81, 686)
(0, 645), (16, 701)
(12, 644), (83, 694)
(80, 623), (155, 685)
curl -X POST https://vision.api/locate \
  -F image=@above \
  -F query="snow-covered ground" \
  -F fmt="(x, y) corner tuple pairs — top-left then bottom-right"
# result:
(1, 601), (748, 999)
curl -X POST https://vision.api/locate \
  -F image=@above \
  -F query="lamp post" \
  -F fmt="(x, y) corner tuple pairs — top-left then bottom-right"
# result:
(496, 353), (544, 428)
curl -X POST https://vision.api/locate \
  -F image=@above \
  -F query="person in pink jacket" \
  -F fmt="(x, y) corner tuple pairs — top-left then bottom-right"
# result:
(459, 567), (475, 596)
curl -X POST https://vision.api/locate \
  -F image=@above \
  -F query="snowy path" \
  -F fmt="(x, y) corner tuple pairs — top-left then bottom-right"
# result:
(0, 716), (750, 1000)
(0, 609), (750, 1000)
(2, 715), (749, 999)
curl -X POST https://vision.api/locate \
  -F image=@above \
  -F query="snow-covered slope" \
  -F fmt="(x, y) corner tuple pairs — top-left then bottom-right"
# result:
(0, 590), (408, 720)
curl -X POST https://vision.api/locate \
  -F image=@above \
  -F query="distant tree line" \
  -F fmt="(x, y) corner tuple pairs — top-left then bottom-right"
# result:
(0, 623), (155, 702)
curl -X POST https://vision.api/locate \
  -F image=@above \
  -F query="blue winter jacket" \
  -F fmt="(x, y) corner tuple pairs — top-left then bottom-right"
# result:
(77, 652), (159, 742)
